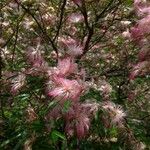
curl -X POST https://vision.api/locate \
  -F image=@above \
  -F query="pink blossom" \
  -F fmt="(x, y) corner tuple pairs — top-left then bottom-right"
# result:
(26, 46), (45, 67)
(59, 38), (83, 57)
(81, 100), (99, 116)
(67, 42), (83, 57)
(68, 13), (84, 23)
(102, 101), (126, 125)
(55, 57), (78, 77)
(76, 117), (89, 139)
(129, 61), (148, 80)
(65, 104), (90, 139)
(137, 15), (150, 34)
(47, 77), (83, 101)
(122, 29), (131, 38)
(130, 26), (143, 41)
(130, 16), (150, 41)
(11, 73), (26, 95)
(138, 48), (149, 61)
(65, 123), (74, 137)
(134, 0), (150, 16)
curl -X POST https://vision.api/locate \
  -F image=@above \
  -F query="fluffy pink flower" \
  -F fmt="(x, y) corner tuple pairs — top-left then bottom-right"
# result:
(68, 13), (84, 23)
(137, 15), (150, 34)
(130, 26), (143, 41)
(59, 38), (83, 57)
(26, 46), (48, 71)
(130, 0), (150, 40)
(129, 61), (148, 80)
(122, 29), (131, 38)
(67, 42), (83, 57)
(81, 100), (99, 116)
(48, 77), (83, 101)
(56, 57), (78, 77)
(26, 46), (42, 63)
(134, 0), (150, 16)
(138, 48), (149, 61)
(65, 104), (90, 139)
(11, 73), (26, 95)
(102, 101), (126, 125)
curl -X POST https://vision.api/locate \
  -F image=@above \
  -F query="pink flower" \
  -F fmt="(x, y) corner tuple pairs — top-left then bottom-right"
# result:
(67, 42), (83, 57)
(81, 100), (99, 115)
(129, 61), (148, 80)
(26, 46), (48, 71)
(130, 26), (143, 41)
(26, 47), (42, 63)
(11, 73), (26, 95)
(122, 29), (131, 38)
(65, 104), (90, 139)
(138, 48), (149, 61)
(76, 117), (90, 139)
(134, 0), (150, 16)
(130, 17), (150, 40)
(68, 13), (84, 23)
(55, 57), (78, 77)
(47, 77), (83, 101)
(102, 101), (126, 125)
(59, 38), (83, 57)
(137, 15), (150, 34)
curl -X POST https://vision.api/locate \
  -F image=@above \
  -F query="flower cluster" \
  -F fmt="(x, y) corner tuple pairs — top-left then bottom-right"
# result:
(102, 101), (126, 127)
(11, 72), (26, 95)
(128, 0), (150, 79)
(45, 39), (95, 138)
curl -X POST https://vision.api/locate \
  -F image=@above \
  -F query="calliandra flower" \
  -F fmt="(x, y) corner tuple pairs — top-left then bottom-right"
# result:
(122, 29), (131, 38)
(65, 104), (90, 139)
(98, 80), (112, 95)
(131, 1), (150, 41)
(134, 0), (150, 16)
(81, 100), (100, 115)
(11, 73), (26, 95)
(67, 42), (83, 57)
(58, 37), (83, 57)
(137, 15), (150, 34)
(47, 77), (83, 101)
(129, 61), (148, 80)
(138, 48), (150, 61)
(68, 13), (84, 23)
(102, 101), (126, 125)
(26, 46), (49, 74)
(26, 46), (43, 65)
(130, 26), (143, 41)
(55, 57), (78, 77)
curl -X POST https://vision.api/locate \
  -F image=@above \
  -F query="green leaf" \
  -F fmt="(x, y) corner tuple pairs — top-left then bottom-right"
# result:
(62, 100), (71, 113)
(51, 130), (66, 142)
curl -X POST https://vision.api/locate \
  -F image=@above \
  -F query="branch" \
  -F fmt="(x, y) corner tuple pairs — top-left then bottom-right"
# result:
(14, 0), (58, 56)
(95, 0), (115, 22)
(76, 0), (94, 60)
(53, 0), (67, 42)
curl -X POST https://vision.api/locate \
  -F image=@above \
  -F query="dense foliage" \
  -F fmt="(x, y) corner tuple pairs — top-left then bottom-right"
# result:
(1, 0), (150, 149)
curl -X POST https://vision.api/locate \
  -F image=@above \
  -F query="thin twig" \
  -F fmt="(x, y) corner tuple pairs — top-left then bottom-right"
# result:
(14, 0), (58, 56)
(53, 0), (67, 42)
